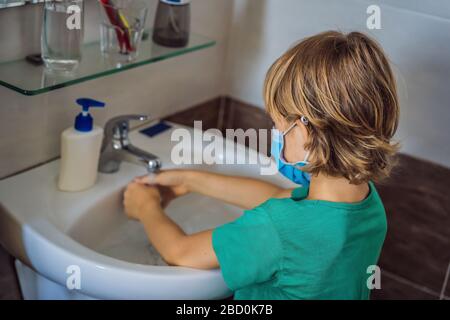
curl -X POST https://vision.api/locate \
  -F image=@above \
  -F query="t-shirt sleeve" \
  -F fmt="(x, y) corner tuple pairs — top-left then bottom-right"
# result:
(211, 205), (282, 291)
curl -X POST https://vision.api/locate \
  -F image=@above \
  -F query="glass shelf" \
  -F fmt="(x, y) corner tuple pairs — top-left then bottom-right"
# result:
(0, 32), (215, 96)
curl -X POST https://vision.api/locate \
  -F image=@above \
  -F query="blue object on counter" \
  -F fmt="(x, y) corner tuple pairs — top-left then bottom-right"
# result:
(140, 121), (172, 137)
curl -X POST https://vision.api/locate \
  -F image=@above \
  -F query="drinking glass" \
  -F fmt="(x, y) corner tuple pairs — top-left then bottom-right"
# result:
(41, 0), (84, 73)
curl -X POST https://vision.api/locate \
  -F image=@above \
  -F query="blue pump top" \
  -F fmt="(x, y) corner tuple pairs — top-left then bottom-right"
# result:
(74, 98), (105, 132)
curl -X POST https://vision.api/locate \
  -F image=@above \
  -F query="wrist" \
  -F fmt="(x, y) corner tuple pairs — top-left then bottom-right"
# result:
(138, 202), (163, 222)
(183, 170), (198, 193)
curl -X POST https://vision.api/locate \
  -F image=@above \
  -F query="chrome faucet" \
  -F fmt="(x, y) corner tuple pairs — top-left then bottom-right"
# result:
(99, 115), (161, 173)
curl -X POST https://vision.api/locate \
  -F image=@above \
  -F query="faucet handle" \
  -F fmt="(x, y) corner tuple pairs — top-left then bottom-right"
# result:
(104, 114), (148, 134)
(103, 114), (149, 150)
(105, 114), (148, 130)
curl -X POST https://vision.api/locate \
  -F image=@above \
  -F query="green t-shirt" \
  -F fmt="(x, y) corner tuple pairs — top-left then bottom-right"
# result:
(212, 181), (387, 300)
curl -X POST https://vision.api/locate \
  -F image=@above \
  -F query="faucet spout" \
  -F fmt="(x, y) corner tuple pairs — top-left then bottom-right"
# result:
(98, 115), (162, 173)
(122, 144), (162, 172)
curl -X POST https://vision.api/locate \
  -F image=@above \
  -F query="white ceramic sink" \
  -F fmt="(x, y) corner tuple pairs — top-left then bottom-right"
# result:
(69, 183), (242, 267)
(0, 122), (294, 299)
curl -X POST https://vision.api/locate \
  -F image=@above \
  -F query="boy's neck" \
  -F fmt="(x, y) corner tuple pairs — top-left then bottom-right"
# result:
(307, 173), (370, 204)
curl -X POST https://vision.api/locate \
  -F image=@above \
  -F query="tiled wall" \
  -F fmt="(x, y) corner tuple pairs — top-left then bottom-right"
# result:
(373, 154), (450, 300)
(225, 0), (450, 168)
(0, 244), (20, 299)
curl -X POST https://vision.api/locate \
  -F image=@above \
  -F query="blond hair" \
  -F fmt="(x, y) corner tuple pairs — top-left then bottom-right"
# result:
(264, 31), (399, 184)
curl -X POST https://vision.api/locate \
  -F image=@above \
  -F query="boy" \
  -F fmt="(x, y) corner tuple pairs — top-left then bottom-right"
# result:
(124, 31), (399, 299)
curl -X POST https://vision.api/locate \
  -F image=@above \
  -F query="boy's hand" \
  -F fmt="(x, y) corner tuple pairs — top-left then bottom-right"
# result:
(134, 170), (191, 207)
(123, 182), (162, 221)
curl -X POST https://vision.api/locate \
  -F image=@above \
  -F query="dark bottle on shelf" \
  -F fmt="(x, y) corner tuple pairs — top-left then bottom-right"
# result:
(152, 0), (191, 48)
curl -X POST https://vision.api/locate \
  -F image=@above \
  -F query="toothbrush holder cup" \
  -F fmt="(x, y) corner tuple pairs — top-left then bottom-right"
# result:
(98, 0), (149, 65)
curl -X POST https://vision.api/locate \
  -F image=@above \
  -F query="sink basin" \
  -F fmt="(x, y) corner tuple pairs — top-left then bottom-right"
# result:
(0, 122), (295, 299)
(69, 175), (242, 267)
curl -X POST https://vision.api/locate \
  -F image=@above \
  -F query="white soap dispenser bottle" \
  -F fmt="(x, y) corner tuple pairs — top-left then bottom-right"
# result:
(58, 98), (105, 192)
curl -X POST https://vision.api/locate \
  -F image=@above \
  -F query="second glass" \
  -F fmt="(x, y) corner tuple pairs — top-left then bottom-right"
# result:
(99, 0), (148, 65)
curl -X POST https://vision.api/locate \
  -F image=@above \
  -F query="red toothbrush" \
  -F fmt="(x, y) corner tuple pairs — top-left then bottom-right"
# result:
(100, 0), (133, 53)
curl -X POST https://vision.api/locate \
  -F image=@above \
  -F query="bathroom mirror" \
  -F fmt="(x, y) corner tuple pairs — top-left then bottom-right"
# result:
(0, 0), (44, 9)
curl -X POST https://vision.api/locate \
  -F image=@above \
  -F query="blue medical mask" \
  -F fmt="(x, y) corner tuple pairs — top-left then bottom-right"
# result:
(271, 119), (311, 186)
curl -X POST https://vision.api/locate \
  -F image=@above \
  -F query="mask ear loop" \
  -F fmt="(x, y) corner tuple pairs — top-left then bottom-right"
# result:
(282, 122), (297, 136)
(279, 122), (298, 163)
(281, 115), (311, 163)
(302, 151), (310, 163)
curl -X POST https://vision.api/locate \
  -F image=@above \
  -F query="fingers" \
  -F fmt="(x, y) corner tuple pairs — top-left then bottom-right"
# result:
(123, 182), (137, 204)
(134, 171), (170, 185)
(135, 171), (166, 185)
(134, 174), (152, 184)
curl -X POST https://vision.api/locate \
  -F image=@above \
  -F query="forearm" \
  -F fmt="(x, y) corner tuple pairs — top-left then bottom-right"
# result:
(139, 205), (186, 264)
(185, 171), (287, 209)
(140, 205), (218, 269)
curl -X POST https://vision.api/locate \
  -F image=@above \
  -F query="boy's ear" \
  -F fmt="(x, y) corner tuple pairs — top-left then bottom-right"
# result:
(295, 118), (309, 141)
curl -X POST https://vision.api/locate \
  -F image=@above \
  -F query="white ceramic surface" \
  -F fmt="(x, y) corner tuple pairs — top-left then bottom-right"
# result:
(0, 122), (295, 299)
